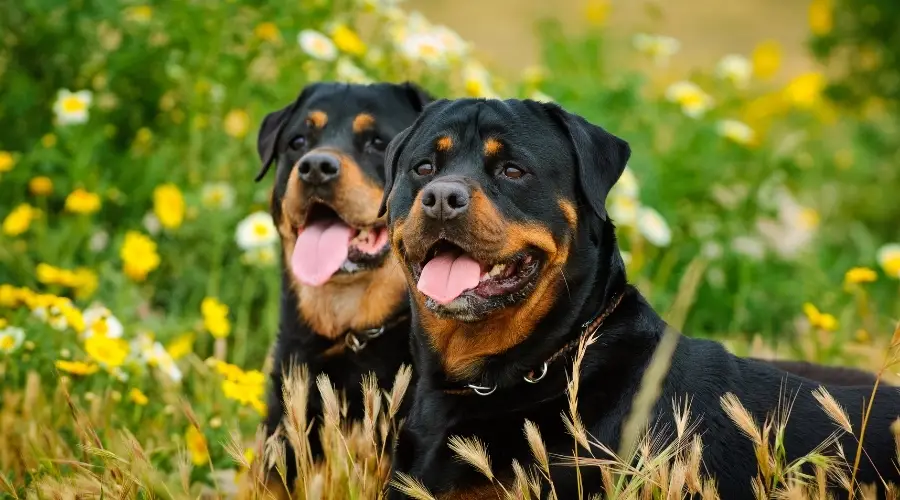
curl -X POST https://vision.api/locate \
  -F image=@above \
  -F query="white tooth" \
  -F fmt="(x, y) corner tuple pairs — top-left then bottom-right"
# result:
(479, 272), (490, 282)
(357, 228), (370, 240)
(489, 263), (506, 277)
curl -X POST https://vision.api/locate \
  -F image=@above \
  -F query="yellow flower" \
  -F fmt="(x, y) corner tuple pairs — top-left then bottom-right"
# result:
(752, 40), (782, 80)
(124, 5), (153, 23)
(41, 134), (57, 148)
(2, 204), (39, 236)
(53, 89), (92, 125)
(331, 24), (366, 56)
(185, 425), (209, 466)
(854, 329), (871, 344)
(254, 22), (281, 42)
(201, 297), (231, 338)
(85, 335), (130, 368)
(584, 0), (610, 26)
(877, 244), (900, 278)
(223, 109), (250, 139)
(783, 72), (826, 108)
(129, 388), (149, 406)
(0, 151), (15, 173)
(166, 332), (195, 360)
(73, 268), (98, 299)
(29, 176), (54, 196)
(220, 367), (266, 411)
(153, 184), (185, 230)
(844, 267), (877, 286)
(65, 188), (101, 214)
(802, 302), (838, 331)
(213, 360), (245, 380)
(55, 360), (99, 376)
(809, 0), (833, 36)
(120, 231), (161, 282)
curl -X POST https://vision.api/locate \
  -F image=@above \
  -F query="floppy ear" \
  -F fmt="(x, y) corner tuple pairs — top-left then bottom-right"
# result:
(377, 124), (414, 218)
(546, 104), (630, 221)
(401, 81), (434, 112)
(254, 85), (316, 182)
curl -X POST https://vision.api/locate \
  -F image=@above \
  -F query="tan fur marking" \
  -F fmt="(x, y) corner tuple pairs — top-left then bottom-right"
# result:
(400, 189), (571, 377)
(483, 137), (502, 156)
(352, 113), (375, 133)
(307, 110), (328, 129)
(558, 198), (578, 230)
(276, 148), (405, 339)
(436, 136), (453, 152)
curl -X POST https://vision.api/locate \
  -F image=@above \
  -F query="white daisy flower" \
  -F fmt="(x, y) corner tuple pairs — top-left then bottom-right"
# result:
(236, 211), (278, 250)
(632, 34), (681, 66)
(717, 120), (756, 146)
(636, 206), (672, 247)
(297, 29), (337, 61)
(53, 89), (93, 125)
(201, 182), (236, 210)
(433, 25), (469, 59)
(336, 58), (372, 84)
(715, 54), (752, 88)
(89, 230), (110, 252)
(133, 335), (183, 382)
(613, 167), (640, 199)
(142, 212), (161, 235)
(242, 245), (278, 267)
(877, 243), (900, 278)
(0, 326), (25, 354)
(82, 304), (124, 339)
(665, 81), (714, 118)
(609, 195), (639, 226)
(398, 32), (448, 66)
(731, 236), (766, 261)
(462, 62), (498, 98)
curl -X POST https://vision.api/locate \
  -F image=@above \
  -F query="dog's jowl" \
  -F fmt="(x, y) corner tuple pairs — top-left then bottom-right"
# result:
(381, 98), (900, 499)
(252, 81), (431, 493)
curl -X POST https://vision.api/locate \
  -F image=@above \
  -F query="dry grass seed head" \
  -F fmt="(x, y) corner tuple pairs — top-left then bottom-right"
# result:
(388, 364), (413, 420)
(448, 435), (494, 481)
(316, 373), (342, 430)
(813, 386), (853, 434)
(720, 392), (763, 445)
(391, 472), (438, 500)
(523, 420), (549, 474)
(510, 459), (532, 500)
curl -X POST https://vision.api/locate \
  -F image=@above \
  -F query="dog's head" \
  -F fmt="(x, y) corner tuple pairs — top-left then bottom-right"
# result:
(257, 82), (431, 337)
(381, 98), (629, 376)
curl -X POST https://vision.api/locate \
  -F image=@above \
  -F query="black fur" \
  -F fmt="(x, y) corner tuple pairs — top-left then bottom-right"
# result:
(383, 98), (900, 499)
(255, 82), (430, 484)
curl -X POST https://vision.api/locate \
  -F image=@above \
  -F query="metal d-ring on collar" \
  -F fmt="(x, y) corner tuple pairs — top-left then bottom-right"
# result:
(345, 325), (386, 353)
(465, 361), (549, 396)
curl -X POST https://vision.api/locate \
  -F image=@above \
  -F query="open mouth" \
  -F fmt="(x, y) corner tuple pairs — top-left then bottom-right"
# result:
(410, 240), (542, 310)
(290, 203), (390, 287)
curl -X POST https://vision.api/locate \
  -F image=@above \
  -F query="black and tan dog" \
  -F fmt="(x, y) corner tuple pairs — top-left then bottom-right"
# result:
(252, 81), (431, 492)
(380, 98), (899, 499)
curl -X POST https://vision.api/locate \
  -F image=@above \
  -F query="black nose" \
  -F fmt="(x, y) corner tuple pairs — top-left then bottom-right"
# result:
(298, 152), (341, 185)
(420, 180), (471, 221)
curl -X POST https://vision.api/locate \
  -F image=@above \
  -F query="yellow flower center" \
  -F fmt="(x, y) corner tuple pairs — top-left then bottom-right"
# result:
(61, 96), (88, 114)
(252, 222), (269, 237)
(884, 255), (900, 277)
(0, 336), (15, 350)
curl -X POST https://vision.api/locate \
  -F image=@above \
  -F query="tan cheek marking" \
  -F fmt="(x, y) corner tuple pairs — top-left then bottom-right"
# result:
(436, 136), (453, 152)
(558, 198), (578, 230)
(352, 113), (375, 134)
(308, 110), (327, 129)
(483, 137), (502, 156)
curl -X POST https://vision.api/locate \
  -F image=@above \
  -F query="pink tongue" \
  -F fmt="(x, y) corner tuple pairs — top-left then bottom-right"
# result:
(291, 220), (353, 287)
(417, 253), (482, 305)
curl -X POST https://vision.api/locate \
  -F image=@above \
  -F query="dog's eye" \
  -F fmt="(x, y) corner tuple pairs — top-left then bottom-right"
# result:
(289, 136), (306, 150)
(367, 137), (387, 152)
(413, 163), (435, 176)
(500, 165), (526, 179)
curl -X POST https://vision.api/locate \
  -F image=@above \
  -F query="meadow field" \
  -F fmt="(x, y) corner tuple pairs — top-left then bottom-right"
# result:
(1, 0), (900, 497)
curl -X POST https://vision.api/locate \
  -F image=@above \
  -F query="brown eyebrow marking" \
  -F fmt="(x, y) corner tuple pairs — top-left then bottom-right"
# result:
(352, 113), (375, 133)
(307, 110), (328, 129)
(436, 136), (453, 152)
(483, 137), (502, 156)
